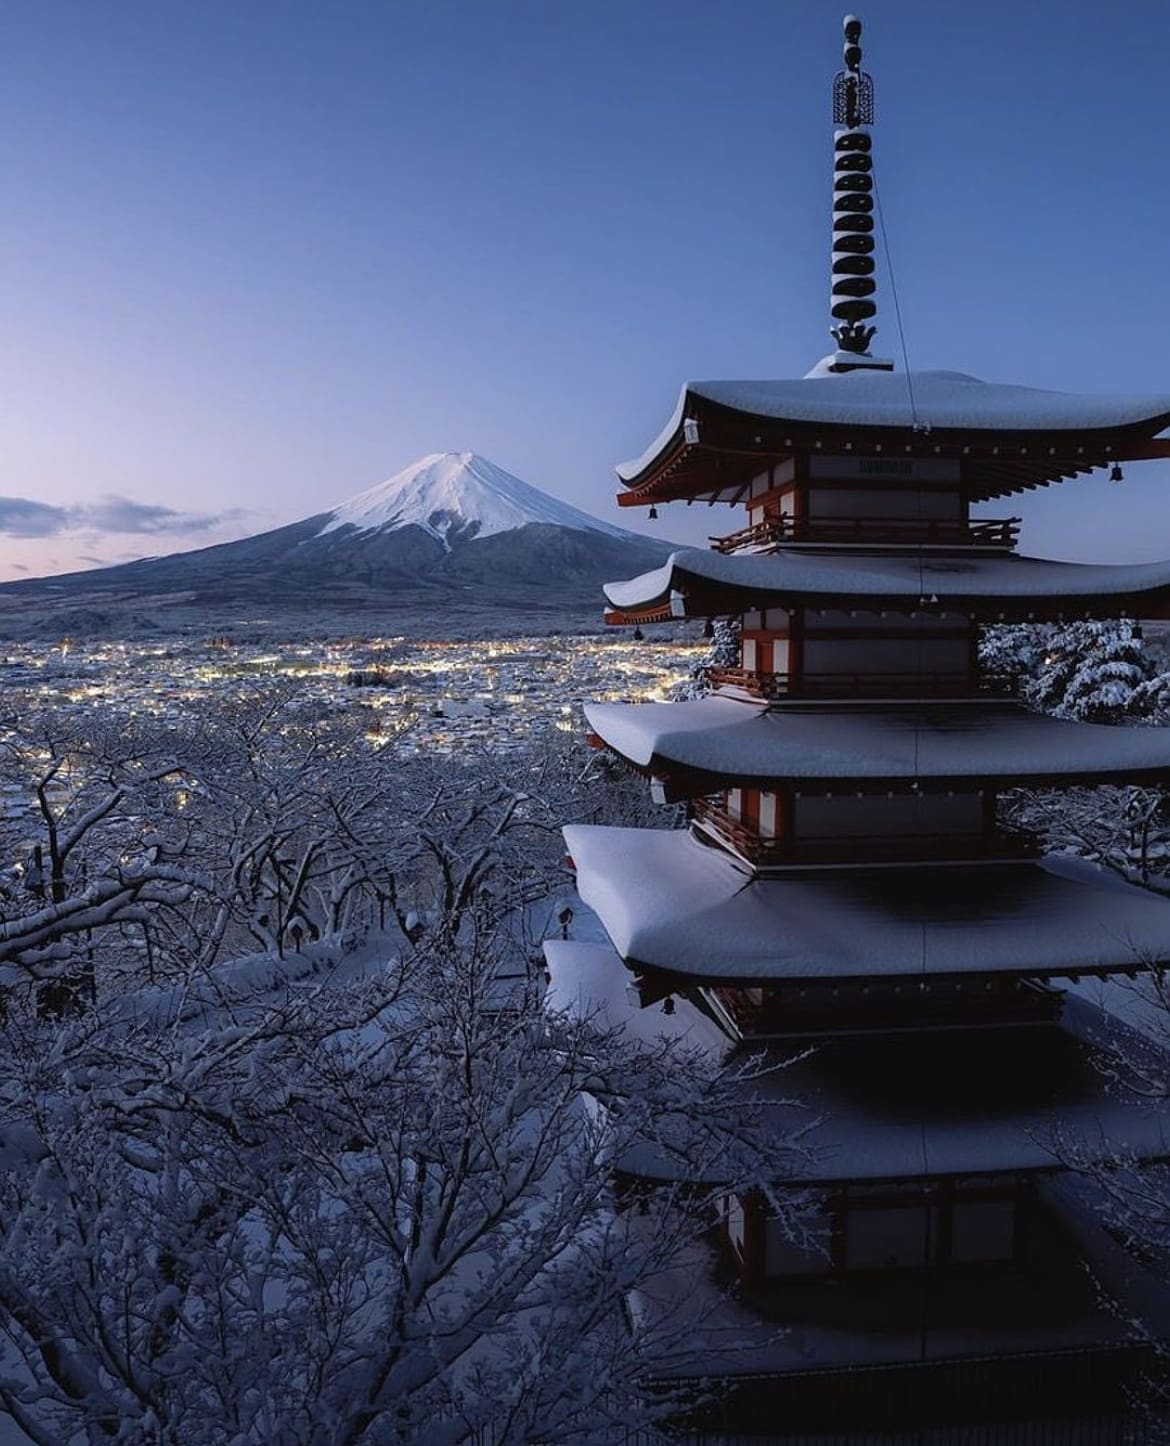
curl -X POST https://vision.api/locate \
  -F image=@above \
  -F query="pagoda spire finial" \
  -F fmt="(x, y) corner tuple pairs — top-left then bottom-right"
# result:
(827, 14), (888, 368)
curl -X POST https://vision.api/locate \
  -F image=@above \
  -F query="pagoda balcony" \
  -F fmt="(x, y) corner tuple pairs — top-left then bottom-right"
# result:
(705, 666), (1017, 701)
(626, 1176), (1165, 1440)
(691, 797), (1040, 868)
(710, 515), (1021, 553)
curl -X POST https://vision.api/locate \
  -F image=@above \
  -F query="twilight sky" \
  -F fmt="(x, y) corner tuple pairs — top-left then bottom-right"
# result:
(2, 0), (1169, 580)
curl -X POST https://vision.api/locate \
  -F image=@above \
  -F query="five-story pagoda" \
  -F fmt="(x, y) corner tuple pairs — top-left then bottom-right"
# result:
(546, 16), (1170, 1440)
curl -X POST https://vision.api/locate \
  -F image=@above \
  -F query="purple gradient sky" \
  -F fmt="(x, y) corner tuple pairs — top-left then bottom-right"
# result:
(2, 0), (1169, 580)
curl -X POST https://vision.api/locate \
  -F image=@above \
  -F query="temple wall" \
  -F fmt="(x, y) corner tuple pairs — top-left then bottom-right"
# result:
(725, 788), (784, 837)
(749, 459), (797, 498)
(793, 793), (983, 839)
(801, 636), (969, 677)
(741, 607), (790, 631)
(743, 1180), (1025, 1281)
(846, 1205), (935, 1269)
(741, 635), (790, 673)
(806, 486), (962, 520)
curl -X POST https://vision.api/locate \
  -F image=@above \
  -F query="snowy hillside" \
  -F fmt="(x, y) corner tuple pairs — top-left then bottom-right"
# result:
(318, 451), (634, 550)
(0, 449), (673, 627)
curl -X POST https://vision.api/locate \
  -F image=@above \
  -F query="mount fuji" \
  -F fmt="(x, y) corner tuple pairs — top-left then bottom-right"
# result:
(0, 453), (673, 632)
(320, 452), (636, 551)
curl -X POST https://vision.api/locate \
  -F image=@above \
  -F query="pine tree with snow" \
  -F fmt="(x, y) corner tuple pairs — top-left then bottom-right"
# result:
(977, 622), (1047, 686)
(987, 621), (1170, 889)
(674, 618), (741, 700)
(1026, 620), (1152, 722)
(1130, 668), (1170, 723)
(982, 618), (1170, 725)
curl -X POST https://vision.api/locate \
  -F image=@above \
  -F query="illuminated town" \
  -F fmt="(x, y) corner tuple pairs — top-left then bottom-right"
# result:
(0, 631), (704, 756)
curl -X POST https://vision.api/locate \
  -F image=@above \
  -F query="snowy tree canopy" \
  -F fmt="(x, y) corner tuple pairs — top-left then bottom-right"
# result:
(0, 698), (805, 1440)
(979, 624), (1170, 888)
(0, 693), (660, 1004)
(673, 618), (741, 701)
(0, 930), (809, 1443)
(980, 619), (1155, 723)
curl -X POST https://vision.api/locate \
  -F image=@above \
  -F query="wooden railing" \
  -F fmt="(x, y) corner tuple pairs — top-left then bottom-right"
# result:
(710, 516), (1020, 553)
(691, 798), (1040, 867)
(705, 666), (1017, 700)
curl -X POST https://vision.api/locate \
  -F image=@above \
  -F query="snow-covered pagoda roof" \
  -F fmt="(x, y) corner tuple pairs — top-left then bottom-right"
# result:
(564, 824), (1170, 985)
(544, 938), (1170, 1185)
(603, 547), (1170, 623)
(585, 698), (1170, 792)
(615, 371), (1170, 505)
(543, 938), (731, 1054)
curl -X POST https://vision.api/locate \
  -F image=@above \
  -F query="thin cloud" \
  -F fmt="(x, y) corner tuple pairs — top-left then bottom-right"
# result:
(0, 498), (72, 538)
(0, 493), (251, 539)
(77, 495), (248, 535)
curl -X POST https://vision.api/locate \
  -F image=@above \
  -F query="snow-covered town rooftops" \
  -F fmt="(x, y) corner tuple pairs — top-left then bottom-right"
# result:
(584, 697), (1170, 791)
(564, 824), (1170, 986)
(602, 547), (1170, 624)
(614, 372), (1170, 505)
(544, 938), (1170, 1186)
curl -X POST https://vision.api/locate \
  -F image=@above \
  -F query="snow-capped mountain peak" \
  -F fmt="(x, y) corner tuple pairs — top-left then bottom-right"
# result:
(317, 452), (632, 551)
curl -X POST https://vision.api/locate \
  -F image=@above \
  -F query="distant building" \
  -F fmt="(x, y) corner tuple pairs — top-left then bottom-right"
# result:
(548, 15), (1170, 1440)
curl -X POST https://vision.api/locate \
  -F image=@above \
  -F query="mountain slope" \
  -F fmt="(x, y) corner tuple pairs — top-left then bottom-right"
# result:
(0, 453), (672, 624)
(319, 452), (633, 549)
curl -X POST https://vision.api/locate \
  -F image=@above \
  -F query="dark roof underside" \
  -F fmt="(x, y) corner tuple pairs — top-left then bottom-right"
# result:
(616, 378), (1170, 505)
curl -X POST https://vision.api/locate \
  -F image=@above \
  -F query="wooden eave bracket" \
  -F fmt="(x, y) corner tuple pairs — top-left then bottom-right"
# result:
(602, 602), (675, 626)
(616, 418), (1170, 508)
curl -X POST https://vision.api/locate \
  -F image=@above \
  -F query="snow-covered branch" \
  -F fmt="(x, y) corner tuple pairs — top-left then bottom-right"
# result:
(0, 929), (809, 1442)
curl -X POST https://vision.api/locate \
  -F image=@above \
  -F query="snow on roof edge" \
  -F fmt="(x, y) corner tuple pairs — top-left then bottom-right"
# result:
(602, 547), (1170, 612)
(614, 371), (1170, 487)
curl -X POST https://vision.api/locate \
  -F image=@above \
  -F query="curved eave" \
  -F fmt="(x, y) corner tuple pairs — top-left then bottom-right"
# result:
(615, 384), (1170, 506)
(544, 939), (1170, 1186)
(565, 824), (1170, 986)
(603, 548), (1170, 622)
(584, 699), (1170, 795)
(603, 601), (674, 627)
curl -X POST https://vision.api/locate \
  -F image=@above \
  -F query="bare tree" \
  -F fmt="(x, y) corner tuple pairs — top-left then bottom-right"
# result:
(0, 927), (808, 1443)
(0, 692), (789, 1439)
(0, 709), (210, 1010)
(0, 691), (664, 1015)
